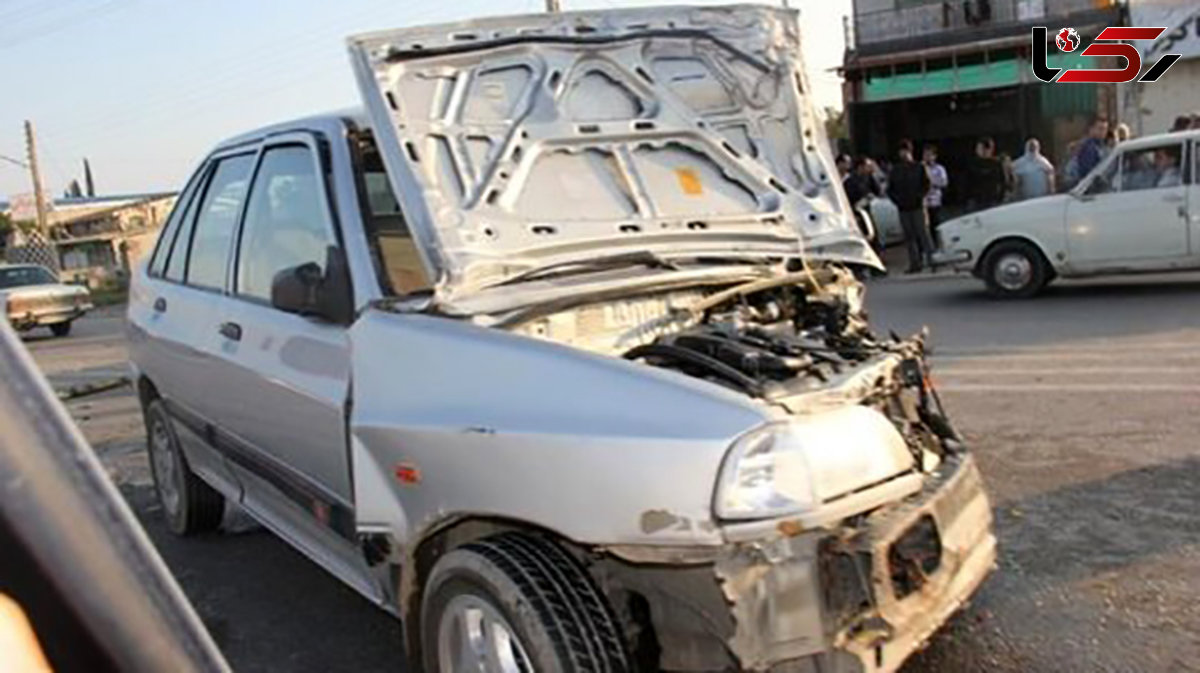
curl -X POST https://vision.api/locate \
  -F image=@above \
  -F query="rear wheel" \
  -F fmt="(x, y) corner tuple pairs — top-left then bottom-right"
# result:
(49, 321), (72, 337)
(981, 240), (1049, 299)
(144, 399), (224, 535)
(421, 532), (630, 673)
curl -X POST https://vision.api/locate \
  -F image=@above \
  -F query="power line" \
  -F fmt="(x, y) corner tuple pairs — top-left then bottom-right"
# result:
(45, 0), (409, 142)
(0, 0), (130, 52)
(43, 0), (467, 153)
(0, 154), (30, 169)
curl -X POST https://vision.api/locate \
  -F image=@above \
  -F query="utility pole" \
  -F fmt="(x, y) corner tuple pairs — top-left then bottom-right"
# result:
(24, 120), (49, 234)
(545, 0), (561, 12)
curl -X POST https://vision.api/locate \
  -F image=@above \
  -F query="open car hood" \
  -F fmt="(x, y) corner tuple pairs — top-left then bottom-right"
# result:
(348, 5), (877, 299)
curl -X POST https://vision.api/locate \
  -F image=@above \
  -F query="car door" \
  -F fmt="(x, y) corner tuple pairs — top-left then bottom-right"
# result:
(1066, 138), (1190, 272)
(204, 134), (377, 597)
(1190, 137), (1200, 258)
(131, 150), (257, 497)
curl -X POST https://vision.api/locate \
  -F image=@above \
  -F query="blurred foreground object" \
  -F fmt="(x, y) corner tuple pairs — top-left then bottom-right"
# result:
(0, 322), (228, 673)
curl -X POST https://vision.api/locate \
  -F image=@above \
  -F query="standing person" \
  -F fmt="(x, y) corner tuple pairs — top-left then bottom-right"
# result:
(887, 140), (933, 273)
(1000, 153), (1017, 202)
(922, 144), (949, 248)
(1074, 116), (1109, 178)
(843, 156), (886, 272)
(836, 153), (852, 178)
(1063, 139), (1081, 189)
(1012, 138), (1056, 200)
(1171, 115), (1192, 132)
(966, 137), (1005, 211)
(844, 156), (882, 207)
(1115, 122), (1132, 143)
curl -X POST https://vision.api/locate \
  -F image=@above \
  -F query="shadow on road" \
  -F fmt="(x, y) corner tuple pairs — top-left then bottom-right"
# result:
(122, 485), (405, 673)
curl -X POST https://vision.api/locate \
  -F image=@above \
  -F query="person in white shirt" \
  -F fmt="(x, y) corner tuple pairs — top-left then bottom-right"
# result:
(922, 144), (948, 247)
(1012, 138), (1056, 200)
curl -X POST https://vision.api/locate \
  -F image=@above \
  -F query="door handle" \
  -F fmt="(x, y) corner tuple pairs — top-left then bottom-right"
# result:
(218, 321), (242, 341)
(1162, 194), (1185, 203)
(153, 297), (167, 313)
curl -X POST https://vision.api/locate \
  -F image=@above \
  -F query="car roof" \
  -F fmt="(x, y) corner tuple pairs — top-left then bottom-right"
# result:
(1117, 130), (1199, 151)
(213, 108), (369, 152)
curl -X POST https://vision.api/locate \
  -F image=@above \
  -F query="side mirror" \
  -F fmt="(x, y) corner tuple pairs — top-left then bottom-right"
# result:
(270, 246), (354, 325)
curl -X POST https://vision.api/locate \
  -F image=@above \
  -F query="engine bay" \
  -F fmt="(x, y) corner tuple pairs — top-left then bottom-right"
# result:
(506, 264), (961, 471)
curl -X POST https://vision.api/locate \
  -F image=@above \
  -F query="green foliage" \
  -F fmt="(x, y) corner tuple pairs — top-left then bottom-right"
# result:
(823, 106), (848, 142)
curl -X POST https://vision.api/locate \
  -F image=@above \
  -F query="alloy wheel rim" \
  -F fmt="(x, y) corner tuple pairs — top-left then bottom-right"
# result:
(994, 252), (1033, 291)
(437, 594), (533, 673)
(150, 418), (181, 516)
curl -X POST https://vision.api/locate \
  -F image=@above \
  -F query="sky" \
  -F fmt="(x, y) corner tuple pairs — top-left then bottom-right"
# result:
(0, 0), (852, 199)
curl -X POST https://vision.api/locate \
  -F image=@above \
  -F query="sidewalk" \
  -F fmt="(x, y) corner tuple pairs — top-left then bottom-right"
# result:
(874, 244), (963, 283)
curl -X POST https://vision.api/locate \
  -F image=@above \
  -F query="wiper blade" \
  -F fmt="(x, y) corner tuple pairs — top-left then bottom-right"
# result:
(493, 251), (680, 287)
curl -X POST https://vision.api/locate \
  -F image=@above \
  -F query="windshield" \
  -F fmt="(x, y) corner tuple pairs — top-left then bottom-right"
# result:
(355, 132), (433, 296)
(0, 266), (57, 289)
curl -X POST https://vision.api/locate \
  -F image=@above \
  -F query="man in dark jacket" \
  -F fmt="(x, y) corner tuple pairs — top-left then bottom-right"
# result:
(843, 156), (881, 207)
(966, 136), (1005, 210)
(887, 140), (933, 273)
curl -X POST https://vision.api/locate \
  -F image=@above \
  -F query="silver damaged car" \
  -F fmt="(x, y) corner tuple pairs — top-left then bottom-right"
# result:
(127, 6), (996, 672)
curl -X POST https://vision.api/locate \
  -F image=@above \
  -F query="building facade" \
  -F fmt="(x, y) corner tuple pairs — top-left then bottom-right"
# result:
(4, 193), (176, 286)
(1121, 1), (1200, 137)
(842, 0), (1125, 207)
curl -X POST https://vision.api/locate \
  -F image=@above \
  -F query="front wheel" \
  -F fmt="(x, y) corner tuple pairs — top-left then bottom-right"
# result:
(49, 321), (72, 337)
(981, 240), (1050, 299)
(421, 532), (630, 673)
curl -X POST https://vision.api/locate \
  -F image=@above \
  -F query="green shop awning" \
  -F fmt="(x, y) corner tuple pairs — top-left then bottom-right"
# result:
(861, 51), (1093, 103)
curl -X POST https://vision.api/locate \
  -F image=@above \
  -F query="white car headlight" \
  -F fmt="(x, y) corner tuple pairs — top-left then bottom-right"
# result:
(715, 406), (915, 521)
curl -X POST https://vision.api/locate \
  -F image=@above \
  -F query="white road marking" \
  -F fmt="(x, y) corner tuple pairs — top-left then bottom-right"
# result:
(938, 383), (1200, 393)
(934, 367), (1198, 376)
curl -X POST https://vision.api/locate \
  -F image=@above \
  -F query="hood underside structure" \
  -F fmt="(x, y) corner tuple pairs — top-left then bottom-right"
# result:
(348, 5), (877, 299)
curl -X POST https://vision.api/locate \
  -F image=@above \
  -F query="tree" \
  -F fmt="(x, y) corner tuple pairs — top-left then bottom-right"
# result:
(823, 106), (848, 143)
(83, 158), (95, 197)
(65, 179), (83, 198)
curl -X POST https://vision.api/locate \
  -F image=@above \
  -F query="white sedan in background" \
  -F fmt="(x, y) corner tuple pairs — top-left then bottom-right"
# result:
(935, 130), (1198, 297)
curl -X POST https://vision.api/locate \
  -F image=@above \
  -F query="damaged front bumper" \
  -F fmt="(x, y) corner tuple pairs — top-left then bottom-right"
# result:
(597, 453), (995, 673)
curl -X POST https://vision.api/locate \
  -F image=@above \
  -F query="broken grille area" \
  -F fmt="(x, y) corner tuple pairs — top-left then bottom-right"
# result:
(888, 515), (942, 599)
(818, 539), (874, 632)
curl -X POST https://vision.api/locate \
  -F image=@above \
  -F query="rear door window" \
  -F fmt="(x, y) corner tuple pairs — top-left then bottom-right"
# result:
(184, 154), (256, 290)
(148, 168), (204, 278)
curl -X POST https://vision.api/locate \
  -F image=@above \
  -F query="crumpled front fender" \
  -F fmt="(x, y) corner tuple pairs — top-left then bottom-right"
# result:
(347, 309), (769, 551)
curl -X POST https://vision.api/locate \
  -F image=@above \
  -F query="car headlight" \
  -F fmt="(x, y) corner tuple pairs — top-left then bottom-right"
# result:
(714, 406), (915, 521)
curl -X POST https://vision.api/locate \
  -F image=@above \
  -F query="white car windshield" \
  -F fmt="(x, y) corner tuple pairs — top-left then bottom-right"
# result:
(0, 266), (57, 289)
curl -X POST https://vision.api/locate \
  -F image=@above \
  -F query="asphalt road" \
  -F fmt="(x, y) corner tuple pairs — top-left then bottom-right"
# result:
(24, 272), (1200, 672)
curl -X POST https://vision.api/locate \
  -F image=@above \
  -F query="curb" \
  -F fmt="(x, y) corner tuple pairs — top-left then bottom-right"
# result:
(58, 376), (131, 401)
(866, 270), (965, 284)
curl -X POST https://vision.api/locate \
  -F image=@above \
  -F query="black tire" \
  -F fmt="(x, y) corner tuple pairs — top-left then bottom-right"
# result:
(144, 399), (224, 535)
(49, 321), (72, 337)
(980, 239), (1049, 299)
(421, 532), (630, 673)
